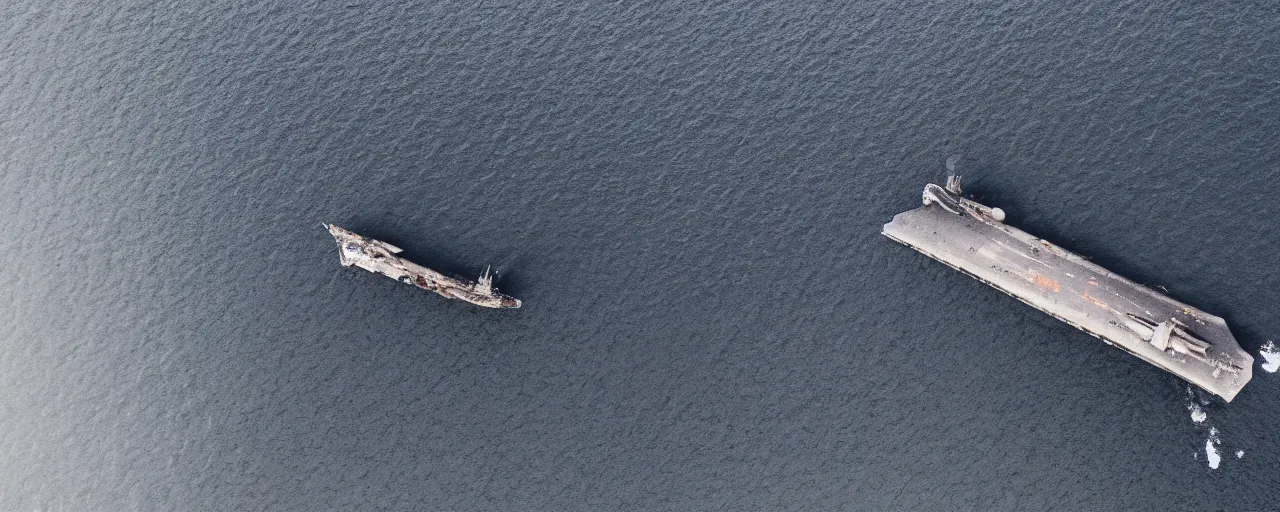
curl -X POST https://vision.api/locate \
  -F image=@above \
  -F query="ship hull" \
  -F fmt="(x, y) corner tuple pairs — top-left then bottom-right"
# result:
(326, 224), (521, 309)
(883, 204), (1252, 401)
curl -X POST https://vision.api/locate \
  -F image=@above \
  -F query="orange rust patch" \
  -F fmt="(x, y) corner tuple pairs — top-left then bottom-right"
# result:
(1081, 289), (1108, 308)
(1030, 273), (1060, 293)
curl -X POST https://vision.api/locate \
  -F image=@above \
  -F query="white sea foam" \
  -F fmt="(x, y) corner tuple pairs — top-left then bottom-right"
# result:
(1206, 439), (1221, 469)
(1189, 404), (1207, 423)
(1260, 341), (1279, 373)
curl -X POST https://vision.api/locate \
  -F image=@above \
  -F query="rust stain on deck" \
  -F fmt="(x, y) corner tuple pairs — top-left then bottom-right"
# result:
(1081, 281), (1108, 308)
(1030, 272), (1061, 293)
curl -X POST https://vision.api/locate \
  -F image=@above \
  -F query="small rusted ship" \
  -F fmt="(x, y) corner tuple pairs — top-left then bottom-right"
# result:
(882, 168), (1252, 401)
(325, 224), (521, 309)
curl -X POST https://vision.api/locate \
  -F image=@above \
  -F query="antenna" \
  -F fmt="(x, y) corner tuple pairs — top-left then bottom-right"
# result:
(944, 155), (965, 195)
(476, 265), (494, 293)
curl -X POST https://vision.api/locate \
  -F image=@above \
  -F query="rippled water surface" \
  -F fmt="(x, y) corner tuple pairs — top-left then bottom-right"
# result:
(2, 1), (1279, 509)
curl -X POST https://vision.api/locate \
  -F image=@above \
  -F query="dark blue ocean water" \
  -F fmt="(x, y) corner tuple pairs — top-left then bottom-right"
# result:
(2, 1), (1279, 509)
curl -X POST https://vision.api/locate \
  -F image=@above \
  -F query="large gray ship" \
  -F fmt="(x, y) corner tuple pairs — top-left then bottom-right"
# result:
(883, 171), (1252, 401)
